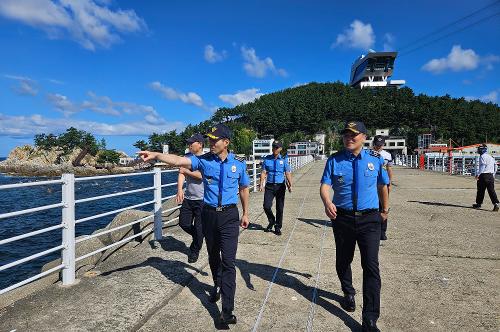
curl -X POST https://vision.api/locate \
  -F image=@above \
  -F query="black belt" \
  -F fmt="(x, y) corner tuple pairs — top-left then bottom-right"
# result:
(204, 204), (237, 212)
(337, 208), (378, 216)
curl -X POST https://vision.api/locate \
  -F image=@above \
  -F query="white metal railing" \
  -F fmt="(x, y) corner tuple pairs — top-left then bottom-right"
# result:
(0, 154), (315, 295)
(395, 154), (500, 177)
(0, 168), (180, 295)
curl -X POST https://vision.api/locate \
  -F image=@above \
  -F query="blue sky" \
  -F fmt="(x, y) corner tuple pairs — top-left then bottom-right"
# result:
(0, 0), (499, 157)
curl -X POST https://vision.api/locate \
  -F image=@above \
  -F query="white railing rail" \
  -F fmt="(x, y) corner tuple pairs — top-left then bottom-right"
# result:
(395, 154), (500, 177)
(1, 154), (315, 295)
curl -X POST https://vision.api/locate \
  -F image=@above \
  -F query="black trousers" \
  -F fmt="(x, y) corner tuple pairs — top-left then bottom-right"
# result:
(263, 182), (286, 229)
(332, 211), (382, 321)
(476, 173), (499, 205)
(178, 199), (204, 253)
(201, 206), (240, 314)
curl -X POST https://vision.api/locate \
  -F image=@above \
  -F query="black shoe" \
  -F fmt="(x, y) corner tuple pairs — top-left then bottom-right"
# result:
(493, 204), (499, 212)
(340, 294), (355, 312)
(188, 250), (199, 263)
(264, 223), (274, 232)
(472, 203), (481, 209)
(208, 286), (220, 303)
(219, 312), (237, 325)
(380, 232), (387, 241)
(362, 318), (380, 332)
(274, 228), (282, 236)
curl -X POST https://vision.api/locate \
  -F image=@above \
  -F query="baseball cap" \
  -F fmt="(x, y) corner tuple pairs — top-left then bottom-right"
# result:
(272, 140), (283, 148)
(186, 133), (205, 144)
(205, 124), (232, 140)
(341, 121), (367, 135)
(373, 135), (386, 146)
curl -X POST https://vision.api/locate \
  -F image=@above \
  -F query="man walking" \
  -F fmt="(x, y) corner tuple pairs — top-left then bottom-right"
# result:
(472, 144), (499, 212)
(320, 121), (389, 332)
(259, 140), (292, 235)
(176, 133), (205, 263)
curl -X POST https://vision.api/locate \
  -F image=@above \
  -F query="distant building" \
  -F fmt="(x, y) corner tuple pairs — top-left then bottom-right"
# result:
(425, 143), (500, 157)
(350, 51), (405, 89)
(314, 133), (326, 155)
(288, 141), (321, 156)
(253, 137), (274, 159)
(162, 144), (169, 154)
(118, 157), (135, 166)
(364, 129), (407, 155)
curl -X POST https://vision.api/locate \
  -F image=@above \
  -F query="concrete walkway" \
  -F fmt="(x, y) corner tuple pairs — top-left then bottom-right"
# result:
(1, 162), (499, 332)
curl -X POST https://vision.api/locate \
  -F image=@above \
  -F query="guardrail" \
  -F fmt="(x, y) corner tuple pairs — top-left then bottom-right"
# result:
(395, 154), (500, 176)
(0, 154), (315, 295)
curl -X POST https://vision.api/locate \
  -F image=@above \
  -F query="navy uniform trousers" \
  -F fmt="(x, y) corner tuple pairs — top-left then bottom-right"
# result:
(201, 205), (240, 314)
(263, 182), (286, 229)
(476, 173), (499, 205)
(178, 199), (204, 253)
(332, 210), (382, 321)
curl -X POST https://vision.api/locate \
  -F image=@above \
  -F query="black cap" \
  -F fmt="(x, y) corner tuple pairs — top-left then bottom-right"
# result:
(272, 140), (283, 148)
(341, 121), (367, 135)
(186, 133), (205, 144)
(373, 135), (386, 146)
(205, 124), (232, 140)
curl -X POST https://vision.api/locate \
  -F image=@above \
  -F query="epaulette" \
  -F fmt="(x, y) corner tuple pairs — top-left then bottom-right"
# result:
(331, 151), (342, 157)
(369, 150), (380, 157)
(234, 155), (246, 162)
(199, 152), (213, 159)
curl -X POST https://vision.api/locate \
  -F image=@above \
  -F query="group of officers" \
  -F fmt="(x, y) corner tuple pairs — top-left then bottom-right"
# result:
(137, 121), (394, 332)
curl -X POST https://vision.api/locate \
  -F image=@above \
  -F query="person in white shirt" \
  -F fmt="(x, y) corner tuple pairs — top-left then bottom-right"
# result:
(372, 135), (394, 240)
(473, 144), (499, 212)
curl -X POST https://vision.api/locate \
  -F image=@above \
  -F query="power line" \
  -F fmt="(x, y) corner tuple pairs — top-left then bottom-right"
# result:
(399, 11), (500, 57)
(397, 0), (500, 52)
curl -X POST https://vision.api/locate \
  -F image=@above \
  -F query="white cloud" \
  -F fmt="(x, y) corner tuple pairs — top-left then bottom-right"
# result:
(383, 33), (395, 51)
(465, 89), (499, 104)
(0, 0), (146, 50)
(219, 88), (264, 106)
(481, 54), (500, 71)
(149, 81), (204, 107)
(0, 112), (184, 137)
(332, 20), (375, 50)
(422, 45), (480, 74)
(4, 74), (38, 96)
(47, 91), (168, 125)
(47, 93), (79, 116)
(204, 44), (227, 63)
(241, 46), (287, 78)
(292, 82), (309, 88)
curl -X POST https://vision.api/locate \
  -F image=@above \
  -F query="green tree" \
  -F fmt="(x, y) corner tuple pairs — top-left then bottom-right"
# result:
(97, 149), (121, 165)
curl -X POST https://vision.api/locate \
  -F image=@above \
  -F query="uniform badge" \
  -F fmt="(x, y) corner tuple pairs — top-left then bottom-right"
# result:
(231, 165), (237, 173)
(207, 178), (212, 184)
(279, 160), (284, 165)
(367, 163), (375, 171)
(338, 176), (344, 183)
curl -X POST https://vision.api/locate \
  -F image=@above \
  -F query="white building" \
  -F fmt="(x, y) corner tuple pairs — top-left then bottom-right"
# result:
(288, 141), (321, 156)
(118, 157), (135, 166)
(314, 133), (326, 155)
(364, 129), (408, 155)
(253, 138), (274, 159)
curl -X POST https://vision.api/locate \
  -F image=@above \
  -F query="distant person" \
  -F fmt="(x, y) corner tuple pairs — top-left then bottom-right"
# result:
(372, 135), (393, 240)
(176, 133), (205, 263)
(259, 140), (292, 235)
(320, 121), (390, 332)
(138, 124), (250, 326)
(472, 144), (499, 212)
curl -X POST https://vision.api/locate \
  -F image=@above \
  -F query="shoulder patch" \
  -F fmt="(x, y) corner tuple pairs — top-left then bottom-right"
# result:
(234, 155), (246, 162)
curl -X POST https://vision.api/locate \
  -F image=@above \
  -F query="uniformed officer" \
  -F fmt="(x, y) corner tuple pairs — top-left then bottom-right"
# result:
(138, 124), (250, 325)
(259, 140), (292, 235)
(320, 121), (389, 332)
(372, 135), (394, 240)
(176, 133), (205, 263)
(472, 144), (499, 212)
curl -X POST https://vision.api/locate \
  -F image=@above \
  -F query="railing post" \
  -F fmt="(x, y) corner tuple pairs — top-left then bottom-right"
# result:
(252, 156), (257, 192)
(153, 167), (163, 241)
(61, 173), (76, 286)
(462, 156), (465, 175)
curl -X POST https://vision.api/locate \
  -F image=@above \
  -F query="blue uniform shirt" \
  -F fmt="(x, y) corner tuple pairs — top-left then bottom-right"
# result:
(320, 149), (390, 211)
(262, 154), (291, 184)
(189, 152), (250, 207)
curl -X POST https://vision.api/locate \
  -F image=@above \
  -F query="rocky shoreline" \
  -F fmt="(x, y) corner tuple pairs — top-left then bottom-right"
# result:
(0, 145), (150, 177)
